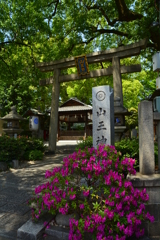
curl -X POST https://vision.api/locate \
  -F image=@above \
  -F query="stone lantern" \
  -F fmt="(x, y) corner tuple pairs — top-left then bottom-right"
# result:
(1, 106), (25, 138)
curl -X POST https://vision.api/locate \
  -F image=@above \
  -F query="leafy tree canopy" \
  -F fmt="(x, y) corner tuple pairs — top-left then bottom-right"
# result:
(0, 0), (159, 117)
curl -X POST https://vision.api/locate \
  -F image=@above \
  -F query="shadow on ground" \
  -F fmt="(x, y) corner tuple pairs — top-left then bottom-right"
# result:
(0, 142), (77, 240)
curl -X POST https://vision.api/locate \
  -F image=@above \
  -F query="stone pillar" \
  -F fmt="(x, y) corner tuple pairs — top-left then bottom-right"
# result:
(92, 85), (114, 148)
(112, 57), (123, 105)
(49, 69), (60, 153)
(138, 101), (155, 174)
(157, 121), (160, 171)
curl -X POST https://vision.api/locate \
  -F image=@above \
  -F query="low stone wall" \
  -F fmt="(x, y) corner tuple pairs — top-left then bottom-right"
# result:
(128, 173), (160, 240)
(17, 213), (53, 240)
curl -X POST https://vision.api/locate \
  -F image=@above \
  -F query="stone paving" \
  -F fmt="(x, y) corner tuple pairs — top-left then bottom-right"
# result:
(0, 142), (77, 240)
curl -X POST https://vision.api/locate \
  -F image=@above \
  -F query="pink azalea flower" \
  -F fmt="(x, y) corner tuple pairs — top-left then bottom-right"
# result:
(79, 204), (84, 209)
(83, 190), (89, 197)
(69, 194), (76, 200)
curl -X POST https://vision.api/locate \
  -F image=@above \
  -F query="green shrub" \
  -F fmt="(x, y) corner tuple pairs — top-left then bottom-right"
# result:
(0, 135), (45, 163)
(76, 136), (158, 170)
(76, 136), (93, 151)
(115, 138), (139, 170)
(24, 138), (45, 152)
(0, 135), (24, 162)
(0, 150), (10, 162)
(23, 150), (43, 160)
(115, 138), (139, 159)
(115, 137), (159, 170)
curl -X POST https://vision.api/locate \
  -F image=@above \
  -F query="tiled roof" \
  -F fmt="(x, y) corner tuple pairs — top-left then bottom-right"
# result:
(59, 105), (92, 112)
(47, 98), (92, 112)
(60, 97), (90, 107)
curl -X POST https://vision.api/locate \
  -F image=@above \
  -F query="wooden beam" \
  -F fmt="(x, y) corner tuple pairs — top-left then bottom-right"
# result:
(39, 64), (141, 85)
(59, 67), (113, 82)
(59, 64), (141, 83)
(35, 39), (147, 72)
(37, 48), (141, 72)
(120, 64), (141, 74)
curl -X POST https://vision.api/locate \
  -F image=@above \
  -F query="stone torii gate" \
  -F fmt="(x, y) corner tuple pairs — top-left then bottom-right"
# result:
(36, 39), (147, 153)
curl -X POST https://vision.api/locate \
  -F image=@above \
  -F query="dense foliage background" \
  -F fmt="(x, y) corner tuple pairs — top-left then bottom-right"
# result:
(0, 0), (159, 124)
(0, 135), (45, 163)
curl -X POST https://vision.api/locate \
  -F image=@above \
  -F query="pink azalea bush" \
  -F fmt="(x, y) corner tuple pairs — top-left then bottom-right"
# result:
(28, 145), (154, 239)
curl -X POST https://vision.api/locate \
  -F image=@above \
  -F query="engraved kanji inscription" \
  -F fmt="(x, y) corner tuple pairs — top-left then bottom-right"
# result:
(96, 136), (107, 145)
(97, 108), (106, 117)
(97, 121), (107, 131)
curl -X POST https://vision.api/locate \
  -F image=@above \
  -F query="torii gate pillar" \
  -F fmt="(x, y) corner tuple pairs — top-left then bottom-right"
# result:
(48, 69), (60, 153)
(112, 57), (123, 105)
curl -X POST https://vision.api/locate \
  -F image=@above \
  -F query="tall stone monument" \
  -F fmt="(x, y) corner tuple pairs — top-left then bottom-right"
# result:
(92, 86), (114, 148)
(138, 100), (155, 174)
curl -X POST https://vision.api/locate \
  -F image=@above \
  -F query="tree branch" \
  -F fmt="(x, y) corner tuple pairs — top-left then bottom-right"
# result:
(51, 0), (59, 17)
(66, 27), (128, 53)
(88, 26), (129, 37)
(85, 0), (143, 24)
(45, 0), (58, 8)
(115, 0), (143, 22)
(82, 36), (99, 45)
(0, 40), (29, 47)
(97, 28), (128, 37)
(85, 3), (118, 26)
